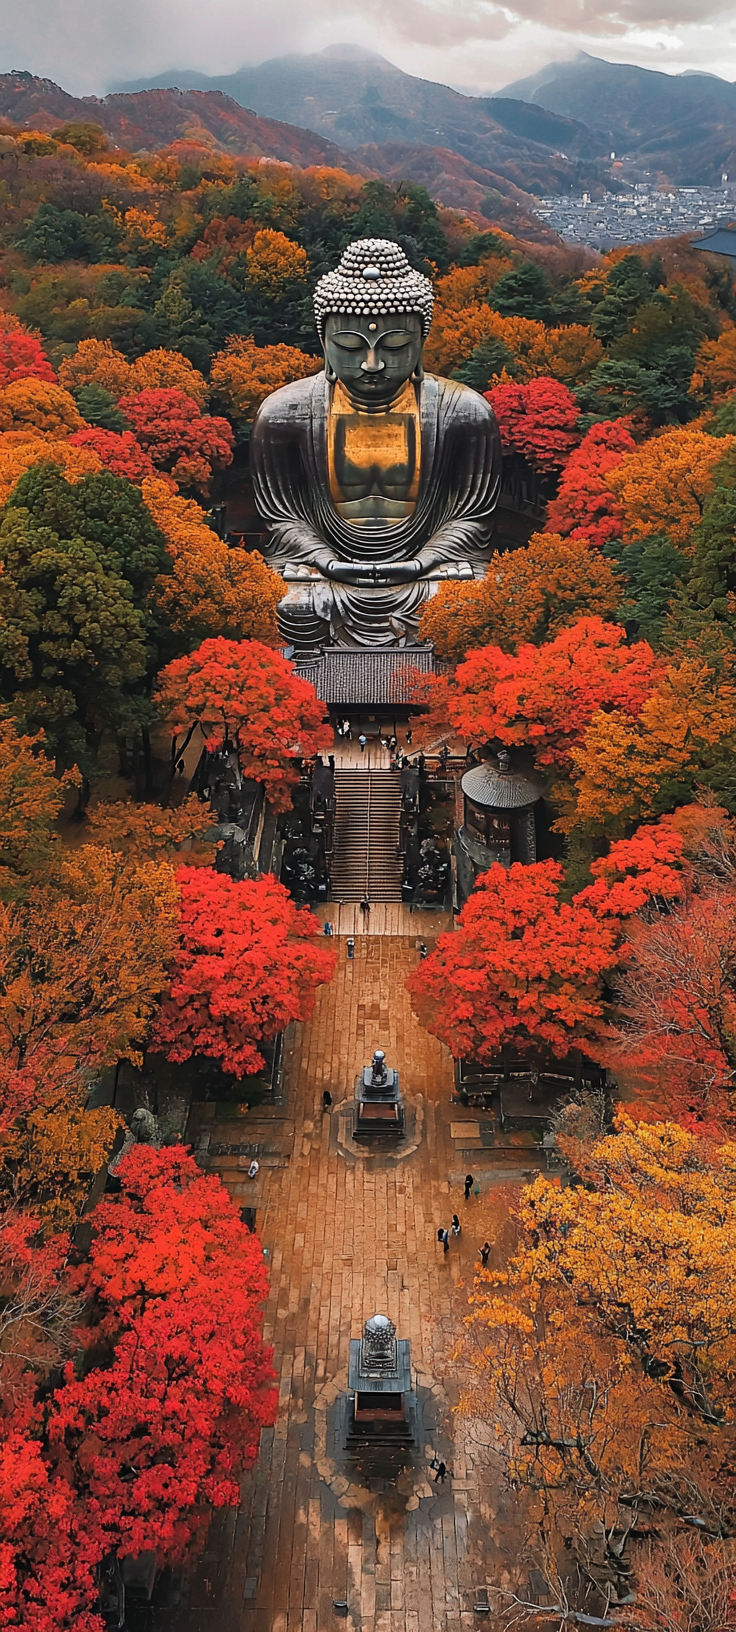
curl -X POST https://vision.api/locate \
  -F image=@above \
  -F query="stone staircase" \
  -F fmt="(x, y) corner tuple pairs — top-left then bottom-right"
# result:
(331, 768), (403, 903)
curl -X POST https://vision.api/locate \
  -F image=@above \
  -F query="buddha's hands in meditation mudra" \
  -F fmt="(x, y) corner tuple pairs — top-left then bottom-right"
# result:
(283, 559), (474, 584)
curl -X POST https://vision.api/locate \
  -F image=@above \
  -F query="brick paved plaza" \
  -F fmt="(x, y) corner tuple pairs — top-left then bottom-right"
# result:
(165, 937), (530, 1632)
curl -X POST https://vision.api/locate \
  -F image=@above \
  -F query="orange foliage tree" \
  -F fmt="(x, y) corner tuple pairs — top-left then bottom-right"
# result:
(443, 617), (657, 772)
(58, 338), (133, 399)
(0, 714), (79, 898)
(210, 335), (321, 423)
(126, 347), (208, 406)
(0, 379), (82, 437)
(486, 377), (580, 470)
(143, 477), (283, 643)
(0, 438), (102, 503)
(690, 327), (736, 401)
(152, 867), (336, 1077)
(154, 637), (331, 810)
(407, 859), (617, 1062)
(563, 650), (736, 836)
(0, 847), (178, 1132)
(545, 418), (636, 548)
(418, 532), (621, 663)
(607, 426), (736, 546)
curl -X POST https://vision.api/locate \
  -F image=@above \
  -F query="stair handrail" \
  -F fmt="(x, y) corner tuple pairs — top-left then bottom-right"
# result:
(365, 769), (372, 903)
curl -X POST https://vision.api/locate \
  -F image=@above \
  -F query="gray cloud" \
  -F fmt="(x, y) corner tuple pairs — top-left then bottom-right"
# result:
(0, 0), (734, 99)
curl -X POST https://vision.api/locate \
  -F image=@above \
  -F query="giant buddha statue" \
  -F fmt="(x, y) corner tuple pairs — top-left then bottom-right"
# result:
(251, 238), (502, 651)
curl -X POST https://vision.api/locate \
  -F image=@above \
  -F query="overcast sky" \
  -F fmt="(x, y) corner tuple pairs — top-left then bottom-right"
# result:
(1, 0), (735, 98)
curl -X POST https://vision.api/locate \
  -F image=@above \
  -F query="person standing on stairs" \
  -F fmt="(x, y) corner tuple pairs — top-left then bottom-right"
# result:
(360, 896), (370, 921)
(359, 733), (367, 753)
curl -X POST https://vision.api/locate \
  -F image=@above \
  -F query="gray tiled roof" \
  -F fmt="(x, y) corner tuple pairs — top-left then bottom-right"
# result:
(692, 228), (736, 262)
(293, 645), (434, 706)
(461, 762), (542, 810)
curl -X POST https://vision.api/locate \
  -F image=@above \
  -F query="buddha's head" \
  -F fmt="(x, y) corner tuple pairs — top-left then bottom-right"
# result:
(314, 238), (434, 406)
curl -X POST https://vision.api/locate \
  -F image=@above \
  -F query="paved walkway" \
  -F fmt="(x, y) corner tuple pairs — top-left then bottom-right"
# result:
(166, 939), (527, 1632)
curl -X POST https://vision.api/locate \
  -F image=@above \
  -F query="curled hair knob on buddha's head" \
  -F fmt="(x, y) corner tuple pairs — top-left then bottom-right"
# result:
(313, 237), (434, 342)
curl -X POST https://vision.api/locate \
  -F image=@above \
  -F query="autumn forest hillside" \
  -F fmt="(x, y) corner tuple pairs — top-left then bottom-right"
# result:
(5, 106), (736, 1629)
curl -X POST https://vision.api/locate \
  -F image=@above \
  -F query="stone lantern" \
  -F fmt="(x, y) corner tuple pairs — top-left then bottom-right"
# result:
(354, 1048), (404, 1138)
(347, 1314), (415, 1447)
(456, 750), (542, 898)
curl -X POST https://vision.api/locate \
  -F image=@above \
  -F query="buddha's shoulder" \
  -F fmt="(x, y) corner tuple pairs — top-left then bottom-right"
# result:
(253, 371), (325, 429)
(426, 374), (498, 425)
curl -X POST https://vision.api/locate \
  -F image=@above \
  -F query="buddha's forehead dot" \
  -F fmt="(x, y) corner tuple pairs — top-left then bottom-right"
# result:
(368, 323), (377, 332)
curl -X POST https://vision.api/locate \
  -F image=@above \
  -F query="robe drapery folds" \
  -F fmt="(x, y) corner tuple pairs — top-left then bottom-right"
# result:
(251, 372), (502, 648)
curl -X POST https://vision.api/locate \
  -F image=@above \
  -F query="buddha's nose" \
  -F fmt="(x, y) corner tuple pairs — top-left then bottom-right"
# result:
(361, 348), (385, 374)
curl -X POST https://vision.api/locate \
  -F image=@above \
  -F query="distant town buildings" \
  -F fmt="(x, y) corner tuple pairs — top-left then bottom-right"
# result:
(536, 184), (736, 250)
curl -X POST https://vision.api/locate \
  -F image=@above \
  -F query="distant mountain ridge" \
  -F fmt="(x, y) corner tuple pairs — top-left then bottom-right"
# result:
(112, 47), (608, 196)
(0, 69), (358, 171)
(501, 53), (736, 183)
(116, 46), (736, 187)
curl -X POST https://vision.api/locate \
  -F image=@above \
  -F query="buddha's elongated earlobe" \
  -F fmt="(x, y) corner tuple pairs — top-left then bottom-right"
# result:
(411, 360), (425, 383)
(324, 358), (337, 383)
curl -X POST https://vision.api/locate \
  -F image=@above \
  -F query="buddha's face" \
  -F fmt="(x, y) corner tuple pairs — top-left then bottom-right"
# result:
(323, 311), (423, 405)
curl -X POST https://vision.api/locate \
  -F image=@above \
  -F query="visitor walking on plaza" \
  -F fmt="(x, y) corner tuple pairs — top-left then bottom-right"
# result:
(359, 732), (367, 752)
(247, 1159), (260, 1180)
(360, 896), (370, 921)
(433, 1460), (448, 1484)
(439, 1227), (450, 1254)
(346, 937), (355, 959)
(464, 1172), (474, 1201)
(451, 1214), (461, 1237)
(406, 728), (413, 746)
(322, 1090), (333, 1111)
(343, 718), (351, 740)
(479, 1241), (491, 1269)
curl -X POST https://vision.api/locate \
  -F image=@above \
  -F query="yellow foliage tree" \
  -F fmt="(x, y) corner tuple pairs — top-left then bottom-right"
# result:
(121, 207), (168, 252)
(142, 475), (283, 642)
(460, 1117), (736, 1607)
(0, 845), (179, 1100)
(606, 427), (736, 547)
(245, 228), (309, 297)
(419, 532), (621, 662)
(691, 327), (736, 400)
(0, 436), (102, 504)
(58, 337), (133, 398)
(424, 303), (600, 385)
(210, 334), (321, 422)
(127, 347), (208, 406)
(86, 795), (218, 865)
(0, 380), (82, 438)
(0, 714), (79, 898)
(561, 652), (736, 835)
(532, 323), (603, 385)
(0, 1094), (119, 1233)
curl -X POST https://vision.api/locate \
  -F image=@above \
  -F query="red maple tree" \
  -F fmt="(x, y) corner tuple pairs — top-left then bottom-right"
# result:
(0, 1149), (277, 1627)
(0, 317), (56, 388)
(49, 1145), (277, 1564)
(407, 859), (618, 1062)
(485, 377), (580, 471)
(155, 637), (331, 811)
(153, 867), (336, 1077)
(609, 889), (736, 1121)
(545, 418), (636, 548)
(68, 426), (157, 483)
(117, 387), (234, 491)
(445, 616), (658, 771)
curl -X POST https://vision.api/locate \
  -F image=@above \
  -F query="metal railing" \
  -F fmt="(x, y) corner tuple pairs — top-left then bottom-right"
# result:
(364, 771), (372, 902)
